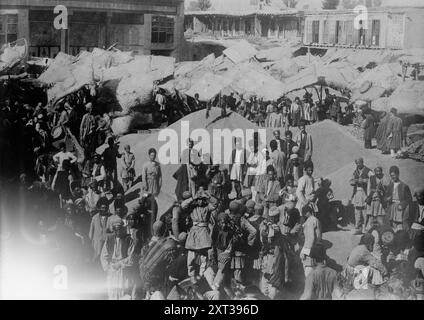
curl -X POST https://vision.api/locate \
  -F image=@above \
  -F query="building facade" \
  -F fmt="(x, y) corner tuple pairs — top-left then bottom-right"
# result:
(303, 7), (424, 50)
(184, 10), (303, 42)
(0, 0), (185, 60)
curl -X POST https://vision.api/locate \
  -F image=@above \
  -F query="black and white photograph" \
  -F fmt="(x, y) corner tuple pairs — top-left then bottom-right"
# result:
(1, 0), (424, 303)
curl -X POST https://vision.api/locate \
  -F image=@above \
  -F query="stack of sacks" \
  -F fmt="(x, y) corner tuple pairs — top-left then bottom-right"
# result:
(37, 47), (176, 109)
(0, 40), (27, 72)
(116, 73), (155, 112)
(350, 63), (402, 102)
(319, 61), (359, 90)
(268, 57), (299, 80)
(293, 53), (320, 69)
(185, 72), (231, 101)
(372, 82), (424, 116)
(111, 112), (154, 136)
(228, 63), (286, 101)
(255, 46), (297, 62)
(38, 52), (91, 102)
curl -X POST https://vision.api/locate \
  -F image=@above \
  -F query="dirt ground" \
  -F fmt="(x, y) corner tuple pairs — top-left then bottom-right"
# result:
(112, 109), (424, 267)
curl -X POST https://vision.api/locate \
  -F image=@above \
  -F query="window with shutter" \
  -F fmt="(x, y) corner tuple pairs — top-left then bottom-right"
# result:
(323, 20), (328, 44)
(328, 20), (336, 44)
(312, 20), (319, 43)
(151, 16), (174, 44)
(0, 14), (18, 46)
(306, 20), (312, 43)
(345, 20), (353, 45)
(365, 19), (373, 46)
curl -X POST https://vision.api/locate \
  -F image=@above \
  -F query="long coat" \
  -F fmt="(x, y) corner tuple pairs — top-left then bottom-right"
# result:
(269, 150), (286, 182)
(294, 132), (313, 162)
(173, 164), (189, 201)
(89, 213), (112, 260)
(385, 181), (412, 225)
(281, 139), (298, 162)
(100, 234), (137, 300)
(386, 115), (403, 150)
(229, 148), (247, 183)
(376, 114), (390, 151)
(362, 114), (376, 141)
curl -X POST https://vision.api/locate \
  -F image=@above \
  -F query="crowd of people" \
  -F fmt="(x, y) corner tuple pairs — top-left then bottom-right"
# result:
(1, 84), (424, 301)
(373, 107), (407, 157)
(200, 88), (354, 130)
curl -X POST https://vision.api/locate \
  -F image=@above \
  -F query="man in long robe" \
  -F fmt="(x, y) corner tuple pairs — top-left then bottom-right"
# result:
(79, 103), (96, 156)
(385, 166), (412, 232)
(294, 122), (313, 162)
(101, 220), (137, 300)
(362, 110), (376, 149)
(350, 158), (373, 235)
(385, 108), (404, 158)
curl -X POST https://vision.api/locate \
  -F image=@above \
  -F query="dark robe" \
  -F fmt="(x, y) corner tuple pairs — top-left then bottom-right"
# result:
(173, 164), (189, 201)
(386, 115), (403, 151)
(282, 139), (298, 162)
(376, 114), (390, 151)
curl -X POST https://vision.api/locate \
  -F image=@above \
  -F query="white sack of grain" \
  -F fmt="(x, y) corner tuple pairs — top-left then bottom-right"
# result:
(111, 115), (133, 136)
(269, 57), (299, 80)
(352, 63), (401, 92)
(37, 52), (75, 84)
(116, 73), (155, 112)
(150, 55), (176, 80)
(185, 72), (230, 101)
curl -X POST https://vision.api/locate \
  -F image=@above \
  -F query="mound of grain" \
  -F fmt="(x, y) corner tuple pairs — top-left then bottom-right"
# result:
(118, 108), (260, 212)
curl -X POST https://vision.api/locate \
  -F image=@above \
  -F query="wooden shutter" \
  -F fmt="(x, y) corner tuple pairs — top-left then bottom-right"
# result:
(365, 19), (372, 46)
(345, 20), (353, 45)
(306, 19), (312, 43)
